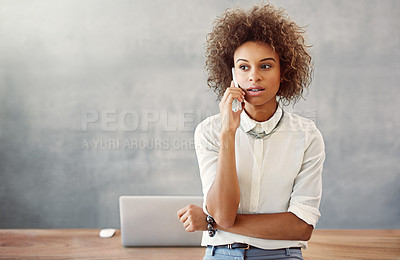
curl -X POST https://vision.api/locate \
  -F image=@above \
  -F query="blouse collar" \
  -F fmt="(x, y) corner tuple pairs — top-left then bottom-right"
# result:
(240, 106), (283, 135)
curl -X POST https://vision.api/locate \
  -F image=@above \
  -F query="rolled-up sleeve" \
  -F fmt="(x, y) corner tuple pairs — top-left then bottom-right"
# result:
(194, 117), (221, 215)
(288, 127), (325, 228)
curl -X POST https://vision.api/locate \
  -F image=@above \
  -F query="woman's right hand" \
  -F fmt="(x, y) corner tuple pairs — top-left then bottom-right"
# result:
(219, 81), (245, 134)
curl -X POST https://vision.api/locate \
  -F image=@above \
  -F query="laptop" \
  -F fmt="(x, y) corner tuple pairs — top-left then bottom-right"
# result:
(119, 196), (203, 247)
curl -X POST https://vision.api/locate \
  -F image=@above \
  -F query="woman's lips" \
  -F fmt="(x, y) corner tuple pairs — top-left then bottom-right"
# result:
(246, 86), (265, 96)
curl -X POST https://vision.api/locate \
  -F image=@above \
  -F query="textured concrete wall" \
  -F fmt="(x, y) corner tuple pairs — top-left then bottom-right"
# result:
(0, 0), (399, 228)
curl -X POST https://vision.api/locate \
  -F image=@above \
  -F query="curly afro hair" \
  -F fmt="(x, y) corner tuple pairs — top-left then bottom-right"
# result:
(205, 4), (313, 105)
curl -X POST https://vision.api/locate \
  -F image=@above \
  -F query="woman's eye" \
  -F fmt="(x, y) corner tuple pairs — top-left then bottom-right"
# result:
(261, 64), (271, 69)
(239, 65), (249, 71)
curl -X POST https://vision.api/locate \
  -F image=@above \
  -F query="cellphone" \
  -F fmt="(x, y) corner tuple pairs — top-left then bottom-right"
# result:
(231, 67), (242, 112)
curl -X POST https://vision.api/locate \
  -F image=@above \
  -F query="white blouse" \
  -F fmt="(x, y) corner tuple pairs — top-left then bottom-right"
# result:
(194, 106), (325, 249)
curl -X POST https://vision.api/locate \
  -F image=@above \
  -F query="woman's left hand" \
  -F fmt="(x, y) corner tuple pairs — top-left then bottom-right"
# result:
(177, 204), (208, 232)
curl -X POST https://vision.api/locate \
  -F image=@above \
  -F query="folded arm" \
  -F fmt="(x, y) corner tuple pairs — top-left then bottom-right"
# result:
(216, 212), (313, 241)
(178, 204), (313, 241)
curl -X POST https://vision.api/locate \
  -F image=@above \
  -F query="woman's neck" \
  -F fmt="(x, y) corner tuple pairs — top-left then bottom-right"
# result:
(244, 100), (278, 122)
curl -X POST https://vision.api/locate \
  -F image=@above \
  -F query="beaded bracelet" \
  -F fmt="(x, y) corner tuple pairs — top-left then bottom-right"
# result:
(206, 215), (216, 237)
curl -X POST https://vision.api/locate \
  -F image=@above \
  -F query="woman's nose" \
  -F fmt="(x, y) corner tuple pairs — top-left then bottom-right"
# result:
(249, 69), (261, 82)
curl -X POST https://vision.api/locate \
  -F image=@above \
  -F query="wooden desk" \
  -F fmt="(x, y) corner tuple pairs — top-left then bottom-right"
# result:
(0, 229), (399, 259)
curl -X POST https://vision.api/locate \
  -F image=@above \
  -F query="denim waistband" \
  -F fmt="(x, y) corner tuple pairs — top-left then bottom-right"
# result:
(209, 243), (301, 250)
(207, 243), (302, 257)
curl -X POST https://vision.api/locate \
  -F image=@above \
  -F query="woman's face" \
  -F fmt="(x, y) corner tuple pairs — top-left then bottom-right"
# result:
(233, 41), (281, 111)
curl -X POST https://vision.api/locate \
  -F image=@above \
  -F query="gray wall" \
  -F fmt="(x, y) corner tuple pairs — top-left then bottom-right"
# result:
(0, 0), (399, 229)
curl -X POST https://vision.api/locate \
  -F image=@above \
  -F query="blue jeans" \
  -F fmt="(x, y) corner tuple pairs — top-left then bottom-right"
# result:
(203, 246), (303, 260)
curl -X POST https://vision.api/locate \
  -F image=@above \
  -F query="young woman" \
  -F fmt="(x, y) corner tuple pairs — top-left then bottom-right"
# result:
(178, 4), (325, 260)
